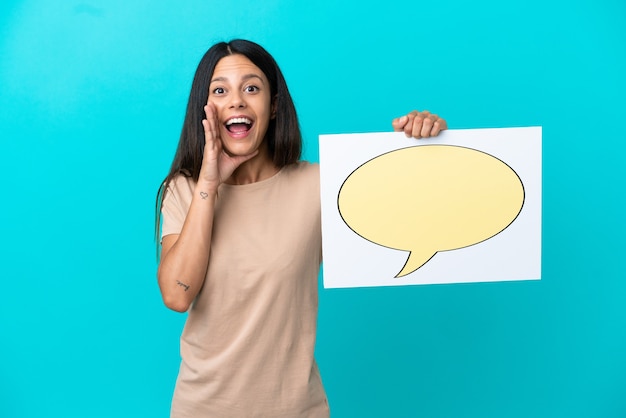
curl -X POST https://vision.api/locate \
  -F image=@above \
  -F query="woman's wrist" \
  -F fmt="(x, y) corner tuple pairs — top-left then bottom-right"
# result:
(195, 180), (219, 200)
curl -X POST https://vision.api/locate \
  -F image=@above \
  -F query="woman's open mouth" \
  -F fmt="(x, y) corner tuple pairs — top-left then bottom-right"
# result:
(225, 117), (253, 135)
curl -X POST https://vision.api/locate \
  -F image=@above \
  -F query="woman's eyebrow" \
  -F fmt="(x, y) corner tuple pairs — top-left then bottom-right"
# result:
(210, 74), (265, 84)
(241, 74), (265, 84)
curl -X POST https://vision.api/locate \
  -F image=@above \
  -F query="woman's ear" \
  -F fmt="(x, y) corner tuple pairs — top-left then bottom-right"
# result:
(271, 95), (277, 119)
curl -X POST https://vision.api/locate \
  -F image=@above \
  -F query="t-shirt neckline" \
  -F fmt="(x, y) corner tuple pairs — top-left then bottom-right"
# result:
(218, 164), (289, 192)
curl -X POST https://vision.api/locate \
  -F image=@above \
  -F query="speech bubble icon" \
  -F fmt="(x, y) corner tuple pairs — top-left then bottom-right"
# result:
(338, 145), (525, 278)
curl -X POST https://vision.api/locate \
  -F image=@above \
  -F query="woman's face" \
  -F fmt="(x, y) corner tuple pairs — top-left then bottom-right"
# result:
(208, 54), (274, 158)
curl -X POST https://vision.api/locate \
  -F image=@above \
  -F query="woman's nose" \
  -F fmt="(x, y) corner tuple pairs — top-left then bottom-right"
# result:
(228, 91), (246, 109)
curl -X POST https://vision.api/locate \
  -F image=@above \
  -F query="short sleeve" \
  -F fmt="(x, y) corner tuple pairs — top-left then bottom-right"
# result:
(161, 175), (194, 239)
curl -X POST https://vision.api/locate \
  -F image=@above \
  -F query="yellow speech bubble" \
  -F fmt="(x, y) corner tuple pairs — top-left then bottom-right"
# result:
(338, 145), (524, 277)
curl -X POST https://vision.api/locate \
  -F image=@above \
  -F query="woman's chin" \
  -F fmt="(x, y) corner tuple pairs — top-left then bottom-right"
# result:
(223, 143), (258, 158)
(224, 147), (254, 157)
(223, 137), (266, 159)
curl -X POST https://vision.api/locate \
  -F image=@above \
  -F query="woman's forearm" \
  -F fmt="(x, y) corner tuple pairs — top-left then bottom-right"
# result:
(157, 181), (218, 312)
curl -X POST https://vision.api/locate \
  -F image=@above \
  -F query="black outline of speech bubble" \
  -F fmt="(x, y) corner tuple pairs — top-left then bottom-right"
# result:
(337, 145), (526, 278)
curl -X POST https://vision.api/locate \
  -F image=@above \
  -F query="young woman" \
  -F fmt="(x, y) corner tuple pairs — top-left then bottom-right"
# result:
(156, 39), (446, 417)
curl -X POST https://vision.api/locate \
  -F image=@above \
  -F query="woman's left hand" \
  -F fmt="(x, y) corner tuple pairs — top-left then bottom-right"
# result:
(392, 110), (447, 139)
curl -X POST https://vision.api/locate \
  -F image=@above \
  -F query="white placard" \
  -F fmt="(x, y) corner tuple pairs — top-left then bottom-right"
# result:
(319, 127), (542, 289)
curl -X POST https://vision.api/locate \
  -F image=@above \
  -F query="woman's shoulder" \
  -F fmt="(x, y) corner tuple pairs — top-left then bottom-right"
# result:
(281, 160), (319, 184)
(286, 160), (319, 175)
(164, 172), (196, 201)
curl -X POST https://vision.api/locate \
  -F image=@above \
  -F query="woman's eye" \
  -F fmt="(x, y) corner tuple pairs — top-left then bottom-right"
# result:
(245, 85), (259, 93)
(212, 87), (225, 95)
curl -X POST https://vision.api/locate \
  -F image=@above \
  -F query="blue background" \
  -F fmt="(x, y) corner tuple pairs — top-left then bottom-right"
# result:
(1, 1), (625, 417)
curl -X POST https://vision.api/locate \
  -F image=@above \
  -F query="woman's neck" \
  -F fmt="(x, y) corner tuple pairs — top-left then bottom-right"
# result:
(225, 147), (279, 185)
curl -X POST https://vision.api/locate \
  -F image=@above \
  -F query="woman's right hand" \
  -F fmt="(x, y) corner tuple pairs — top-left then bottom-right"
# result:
(159, 101), (257, 312)
(199, 102), (258, 188)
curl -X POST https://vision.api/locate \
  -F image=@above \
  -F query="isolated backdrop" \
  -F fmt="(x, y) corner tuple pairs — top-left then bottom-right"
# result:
(1, 1), (625, 417)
